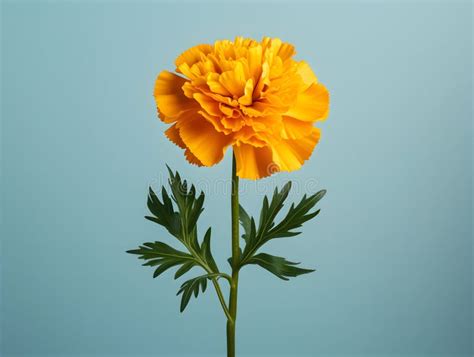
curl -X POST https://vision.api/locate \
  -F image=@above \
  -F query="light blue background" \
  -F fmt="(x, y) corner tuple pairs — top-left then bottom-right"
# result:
(1, 1), (472, 356)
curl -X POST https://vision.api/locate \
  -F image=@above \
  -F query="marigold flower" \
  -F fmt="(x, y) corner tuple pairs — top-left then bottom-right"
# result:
(154, 37), (329, 179)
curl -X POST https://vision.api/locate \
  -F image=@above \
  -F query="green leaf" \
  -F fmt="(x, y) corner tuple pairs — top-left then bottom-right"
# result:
(247, 253), (315, 281)
(238, 204), (252, 242)
(199, 227), (219, 273)
(127, 167), (222, 312)
(145, 187), (181, 238)
(266, 189), (326, 240)
(164, 166), (207, 251)
(176, 274), (219, 312)
(174, 262), (195, 279)
(239, 182), (325, 267)
(126, 241), (198, 279)
(256, 182), (292, 239)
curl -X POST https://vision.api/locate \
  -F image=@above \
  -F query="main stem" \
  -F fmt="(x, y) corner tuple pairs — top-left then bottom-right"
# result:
(227, 154), (240, 357)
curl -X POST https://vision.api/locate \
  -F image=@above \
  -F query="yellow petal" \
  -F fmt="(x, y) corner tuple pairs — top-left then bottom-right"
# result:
(198, 87), (239, 107)
(182, 82), (198, 98)
(281, 116), (314, 139)
(177, 63), (196, 80)
(285, 83), (329, 122)
(233, 143), (276, 179)
(175, 44), (213, 67)
(165, 124), (204, 167)
(235, 126), (268, 147)
(219, 62), (246, 97)
(247, 45), (262, 82)
(219, 103), (236, 117)
(238, 79), (254, 106)
(184, 148), (203, 166)
(250, 115), (282, 133)
(221, 116), (244, 132)
(164, 124), (186, 149)
(177, 114), (233, 166)
(193, 93), (221, 116)
(268, 38), (282, 55)
(277, 42), (296, 61)
(207, 73), (231, 96)
(241, 101), (280, 117)
(253, 61), (270, 99)
(271, 127), (321, 172)
(297, 61), (318, 90)
(154, 71), (197, 122)
(198, 110), (230, 134)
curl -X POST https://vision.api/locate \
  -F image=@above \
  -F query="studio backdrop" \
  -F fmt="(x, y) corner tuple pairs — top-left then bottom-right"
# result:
(1, 1), (472, 356)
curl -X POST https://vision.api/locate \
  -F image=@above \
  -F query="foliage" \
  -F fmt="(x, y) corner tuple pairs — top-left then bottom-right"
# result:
(127, 168), (222, 311)
(237, 182), (326, 279)
(128, 168), (326, 312)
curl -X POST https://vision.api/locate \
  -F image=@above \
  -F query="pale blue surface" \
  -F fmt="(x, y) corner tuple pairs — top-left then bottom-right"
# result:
(1, 1), (472, 356)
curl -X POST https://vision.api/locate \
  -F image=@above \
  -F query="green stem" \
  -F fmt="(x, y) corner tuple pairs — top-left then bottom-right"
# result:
(211, 278), (232, 321)
(227, 153), (240, 357)
(185, 247), (232, 321)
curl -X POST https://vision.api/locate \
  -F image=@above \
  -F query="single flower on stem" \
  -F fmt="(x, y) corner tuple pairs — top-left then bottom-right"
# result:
(129, 36), (329, 357)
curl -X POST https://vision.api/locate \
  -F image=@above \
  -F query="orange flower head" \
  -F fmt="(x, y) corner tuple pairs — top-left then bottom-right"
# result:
(154, 37), (329, 179)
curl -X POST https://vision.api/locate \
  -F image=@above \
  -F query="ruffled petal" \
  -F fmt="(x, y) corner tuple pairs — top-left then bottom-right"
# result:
(281, 116), (314, 139)
(247, 45), (263, 83)
(238, 79), (254, 106)
(163, 121), (204, 166)
(193, 93), (221, 116)
(247, 115), (282, 134)
(271, 127), (321, 172)
(285, 83), (329, 122)
(198, 110), (230, 134)
(184, 148), (203, 166)
(175, 44), (213, 68)
(221, 116), (244, 132)
(165, 124), (204, 166)
(206, 73), (231, 96)
(297, 61), (318, 90)
(233, 143), (276, 180)
(277, 42), (296, 61)
(154, 71), (198, 122)
(219, 62), (247, 97)
(177, 114), (233, 166)
(164, 124), (186, 148)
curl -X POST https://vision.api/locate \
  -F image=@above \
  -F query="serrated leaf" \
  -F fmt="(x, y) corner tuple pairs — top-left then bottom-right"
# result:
(162, 168), (207, 251)
(266, 190), (325, 240)
(200, 227), (219, 273)
(188, 192), (205, 233)
(238, 182), (325, 275)
(256, 182), (291, 239)
(146, 187), (181, 238)
(176, 274), (217, 312)
(239, 204), (252, 242)
(247, 253), (314, 281)
(127, 241), (198, 279)
(174, 261), (195, 279)
(128, 167), (222, 312)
